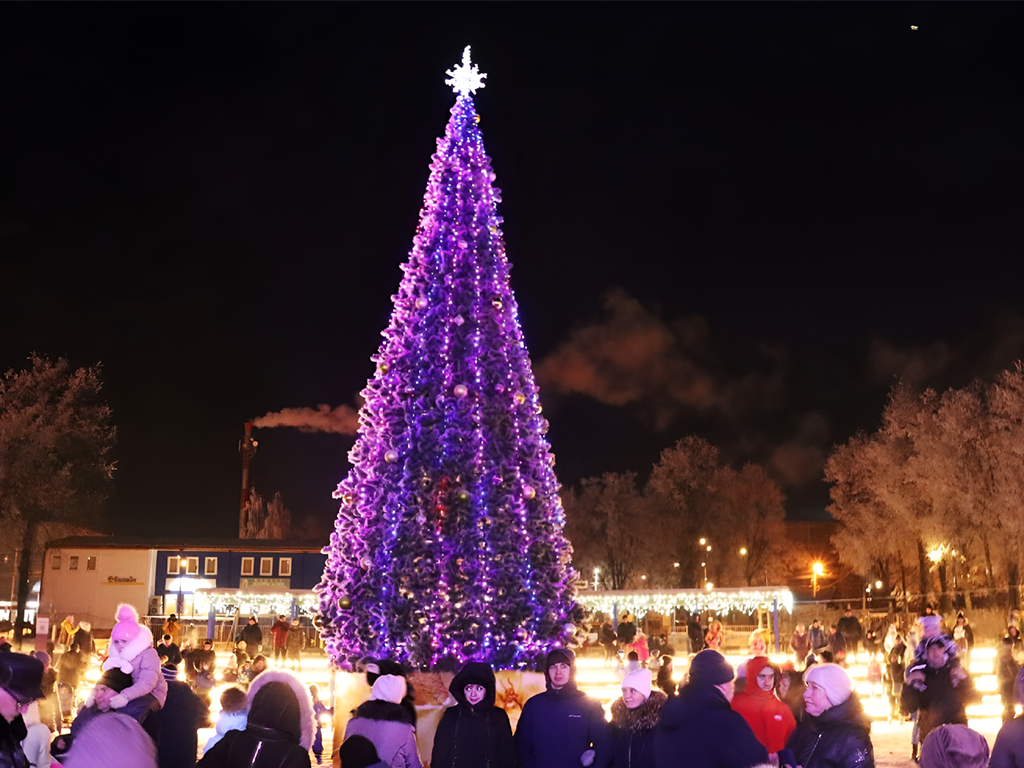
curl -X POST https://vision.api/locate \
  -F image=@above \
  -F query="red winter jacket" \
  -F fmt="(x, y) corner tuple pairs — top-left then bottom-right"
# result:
(731, 657), (796, 754)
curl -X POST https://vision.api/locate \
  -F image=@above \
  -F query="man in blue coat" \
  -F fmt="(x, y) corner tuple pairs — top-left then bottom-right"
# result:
(515, 648), (611, 768)
(654, 649), (768, 768)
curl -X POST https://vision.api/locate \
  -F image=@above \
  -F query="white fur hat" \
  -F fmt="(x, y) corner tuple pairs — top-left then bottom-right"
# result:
(622, 668), (652, 701)
(370, 674), (406, 704)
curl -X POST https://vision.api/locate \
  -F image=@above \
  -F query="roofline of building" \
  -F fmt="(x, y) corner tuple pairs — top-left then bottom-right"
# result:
(44, 536), (326, 553)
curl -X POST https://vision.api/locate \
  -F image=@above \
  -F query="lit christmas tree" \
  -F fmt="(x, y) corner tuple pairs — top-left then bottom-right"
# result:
(316, 48), (577, 669)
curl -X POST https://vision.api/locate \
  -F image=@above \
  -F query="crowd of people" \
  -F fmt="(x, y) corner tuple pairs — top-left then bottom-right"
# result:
(9, 602), (1024, 768)
(0, 605), (324, 768)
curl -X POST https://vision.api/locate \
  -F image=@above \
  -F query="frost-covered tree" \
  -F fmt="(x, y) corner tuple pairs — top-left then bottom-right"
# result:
(316, 49), (576, 669)
(0, 355), (115, 643)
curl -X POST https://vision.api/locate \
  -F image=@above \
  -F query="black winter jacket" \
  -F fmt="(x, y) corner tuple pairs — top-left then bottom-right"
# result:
(0, 716), (28, 768)
(785, 695), (873, 768)
(991, 716), (1024, 768)
(900, 660), (979, 741)
(653, 684), (767, 768)
(432, 662), (515, 768)
(514, 681), (610, 768)
(610, 690), (666, 768)
(197, 724), (311, 768)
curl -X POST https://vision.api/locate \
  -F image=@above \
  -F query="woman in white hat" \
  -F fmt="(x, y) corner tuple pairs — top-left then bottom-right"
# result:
(610, 668), (666, 768)
(784, 663), (873, 768)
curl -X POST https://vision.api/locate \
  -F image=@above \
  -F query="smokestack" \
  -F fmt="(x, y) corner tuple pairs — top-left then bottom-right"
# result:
(239, 422), (258, 534)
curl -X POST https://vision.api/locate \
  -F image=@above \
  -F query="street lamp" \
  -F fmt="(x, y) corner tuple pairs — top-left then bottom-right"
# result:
(812, 562), (824, 597)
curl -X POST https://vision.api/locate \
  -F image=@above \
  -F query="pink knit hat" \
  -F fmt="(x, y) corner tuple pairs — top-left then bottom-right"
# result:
(110, 604), (142, 642)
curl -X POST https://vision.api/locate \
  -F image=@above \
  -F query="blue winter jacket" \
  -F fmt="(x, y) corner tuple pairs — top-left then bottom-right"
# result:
(515, 681), (610, 768)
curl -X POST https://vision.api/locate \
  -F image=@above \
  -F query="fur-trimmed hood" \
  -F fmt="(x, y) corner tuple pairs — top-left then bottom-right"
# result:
(353, 697), (416, 725)
(611, 689), (667, 732)
(101, 622), (154, 675)
(246, 668), (315, 749)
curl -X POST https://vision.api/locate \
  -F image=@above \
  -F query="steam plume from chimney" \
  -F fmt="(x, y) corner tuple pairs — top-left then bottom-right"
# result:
(253, 404), (359, 434)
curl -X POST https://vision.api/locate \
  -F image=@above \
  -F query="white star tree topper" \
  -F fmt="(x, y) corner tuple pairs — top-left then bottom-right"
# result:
(445, 46), (487, 96)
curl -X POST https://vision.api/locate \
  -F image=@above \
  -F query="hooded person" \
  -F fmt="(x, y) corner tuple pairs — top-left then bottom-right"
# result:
(919, 723), (989, 768)
(990, 665), (1024, 768)
(431, 662), (515, 768)
(731, 657), (796, 759)
(343, 675), (420, 768)
(154, 663), (208, 768)
(609, 667), (666, 768)
(654, 649), (768, 768)
(784, 663), (873, 768)
(515, 648), (611, 768)
(197, 668), (314, 768)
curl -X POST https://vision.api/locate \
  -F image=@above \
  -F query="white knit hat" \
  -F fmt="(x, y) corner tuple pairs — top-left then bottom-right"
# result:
(622, 668), (652, 701)
(804, 663), (854, 707)
(370, 674), (406, 704)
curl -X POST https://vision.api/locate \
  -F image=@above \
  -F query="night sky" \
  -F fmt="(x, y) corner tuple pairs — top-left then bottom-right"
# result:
(3, 3), (1023, 539)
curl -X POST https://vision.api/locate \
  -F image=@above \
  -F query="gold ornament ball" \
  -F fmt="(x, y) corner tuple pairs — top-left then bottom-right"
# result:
(338, 596), (352, 610)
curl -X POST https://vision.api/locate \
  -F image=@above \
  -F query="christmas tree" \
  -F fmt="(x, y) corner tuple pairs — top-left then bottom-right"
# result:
(316, 48), (577, 669)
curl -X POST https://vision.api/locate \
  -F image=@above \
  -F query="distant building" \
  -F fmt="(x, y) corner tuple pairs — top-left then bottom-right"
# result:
(40, 537), (327, 642)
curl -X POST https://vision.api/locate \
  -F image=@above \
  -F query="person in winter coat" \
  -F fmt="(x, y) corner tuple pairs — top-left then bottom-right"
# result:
(62, 713), (159, 768)
(920, 723), (989, 768)
(74, 604), (167, 735)
(885, 633), (907, 723)
(74, 623), (94, 659)
(783, 663), (873, 768)
(203, 686), (248, 756)
(808, 619), (828, 657)
(610, 668), (665, 768)
(998, 629), (1023, 725)
(515, 648), (610, 768)
(19, 702), (50, 768)
(0, 652), (44, 768)
(431, 661), (515, 768)
(155, 664), (208, 768)
(163, 615), (182, 646)
(197, 669), (314, 768)
(837, 608), (863, 658)
(285, 620), (304, 672)
(270, 616), (291, 666)
(654, 649), (768, 768)
(363, 660), (417, 729)
(309, 685), (333, 766)
(239, 618), (264, 656)
(703, 621), (724, 652)
(901, 634), (980, 748)
(952, 613), (974, 667)
(655, 657), (676, 697)
(776, 668), (805, 724)
(791, 625), (812, 669)
(990, 665), (1024, 768)
(344, 675), (420, 768)
(731, 658), (796, 761)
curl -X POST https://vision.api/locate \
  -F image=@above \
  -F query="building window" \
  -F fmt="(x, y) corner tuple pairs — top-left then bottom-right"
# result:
(86, 557), (96, 571)
(205, 557), (218, 576)
(186, 557), (199, 575)
(279, 558), (292, 577)
(69, 556), (79, 570)
(167, 556), (180, 575)
(260, 558), (273, 576)
(51, 556), (61, 570)
(241, 557), (254, 576)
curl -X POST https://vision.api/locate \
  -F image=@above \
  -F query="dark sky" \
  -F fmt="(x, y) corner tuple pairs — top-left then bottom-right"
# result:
(2, 3), (1023, 538)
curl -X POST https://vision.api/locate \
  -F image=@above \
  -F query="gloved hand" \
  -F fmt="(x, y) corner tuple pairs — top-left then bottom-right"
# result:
(109, 693), (129, 710)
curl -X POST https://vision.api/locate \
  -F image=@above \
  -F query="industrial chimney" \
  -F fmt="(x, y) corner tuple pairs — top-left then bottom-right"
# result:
(239, 422), (258, 535)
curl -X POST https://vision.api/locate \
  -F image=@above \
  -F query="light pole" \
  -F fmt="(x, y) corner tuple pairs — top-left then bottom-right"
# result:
(592, 567), (600, 591)
(699, 538), (712, 586)
(812, 562), (824, 597)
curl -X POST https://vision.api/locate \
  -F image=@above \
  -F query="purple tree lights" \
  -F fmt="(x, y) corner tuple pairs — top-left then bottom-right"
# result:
(316, 48), (577, 669)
